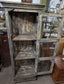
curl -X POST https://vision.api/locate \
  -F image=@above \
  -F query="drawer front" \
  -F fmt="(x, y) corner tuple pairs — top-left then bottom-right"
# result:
(59, 71), (64, 77)
(57, 76), (64, 81)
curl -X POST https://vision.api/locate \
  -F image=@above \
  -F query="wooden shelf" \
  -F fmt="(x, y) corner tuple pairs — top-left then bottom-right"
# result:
(39, 39), (58, 42)
(42, 47), (55, 50)
(15, 65), (36, 80)
(0, 27), (7, 30)
(12, 35), (36, 41)
(42, 21), (52, 23)
(15, 52), (36, 60)
(43, 29), (58, 33)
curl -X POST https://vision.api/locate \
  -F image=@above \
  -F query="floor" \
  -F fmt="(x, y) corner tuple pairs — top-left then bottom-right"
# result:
(0, 67), (54, 84)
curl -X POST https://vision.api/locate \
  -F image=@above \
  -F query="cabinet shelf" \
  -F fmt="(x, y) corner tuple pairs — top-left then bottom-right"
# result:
(12, 35), (37, 41)
(15, 51), (37, 60)
(0, 27), (7, 30)
(43, 29), (58, 33)
(15, 65), (36, 80)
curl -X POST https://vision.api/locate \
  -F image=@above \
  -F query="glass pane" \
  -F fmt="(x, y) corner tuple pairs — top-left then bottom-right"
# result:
(0, 9), (6, 28)
(38, 60), (51, 72)
(41, 16), (62, 38)
(39, 42), (56, 57)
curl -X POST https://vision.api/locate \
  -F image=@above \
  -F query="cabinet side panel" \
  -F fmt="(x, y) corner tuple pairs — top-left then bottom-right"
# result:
(5, 9), (15, 76)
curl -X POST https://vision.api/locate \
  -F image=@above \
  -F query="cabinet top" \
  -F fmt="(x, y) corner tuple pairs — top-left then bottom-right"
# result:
(0, 2), (45, 11)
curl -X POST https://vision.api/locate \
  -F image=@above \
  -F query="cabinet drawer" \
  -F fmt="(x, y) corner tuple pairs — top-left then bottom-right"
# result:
(59, 71), (64, 77)
(57, 76), (64, 81)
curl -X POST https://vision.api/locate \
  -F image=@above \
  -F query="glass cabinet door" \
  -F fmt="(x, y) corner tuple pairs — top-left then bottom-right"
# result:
(40, 14), (62, 39)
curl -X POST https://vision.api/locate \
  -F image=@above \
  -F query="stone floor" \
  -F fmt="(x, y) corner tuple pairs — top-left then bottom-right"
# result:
(0, 67), (54, 84)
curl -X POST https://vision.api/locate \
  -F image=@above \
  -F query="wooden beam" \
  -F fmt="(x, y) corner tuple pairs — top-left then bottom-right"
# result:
(40, 13), (63, 18)
(39, 39), (59, 42)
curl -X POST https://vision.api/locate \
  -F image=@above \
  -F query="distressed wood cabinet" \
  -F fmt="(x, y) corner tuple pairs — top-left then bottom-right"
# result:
(0, 2), (63, 83)
(52, 56), (64, 84)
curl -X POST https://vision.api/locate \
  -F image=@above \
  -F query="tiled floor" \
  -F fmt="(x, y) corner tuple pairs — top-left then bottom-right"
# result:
(0, 67), (54, 84)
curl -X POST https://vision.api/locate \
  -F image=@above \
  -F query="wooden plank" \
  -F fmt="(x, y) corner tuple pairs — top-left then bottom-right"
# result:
(50, 60), (55, 72)
(39, 39), (58, 42)
(5, 9), (15, 76)
(58, 17), (64, 38)
(43, 29), (58, 33)
(14, 9), (39, 13)
(40, 13), (63, 18)
(37, 71), (52, 75)
(15, 52), (37, 60)
(35, 58), (38, 73)
(53, 40), (59, 57)
(38, 57), (54, 61)
(12, 35), (37, 41)
(37, 12), (41, 39)
(0, 2), (45, 10)
(35, 41), (39, 73)
(0, 1), (45, 6)
(35, 40), (40, 73)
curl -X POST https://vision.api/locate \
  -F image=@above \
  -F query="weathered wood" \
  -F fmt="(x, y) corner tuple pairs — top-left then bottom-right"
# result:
(39, 57), (54, 61)
(15, 64), (36, 82)
(0, 2), (45, 10)
(37, 12), (41, 39)
(14, 9), (39, 13)
(50, 59), (55, 72)
(12, 35), (36, 41)
(40, 13), (63, 18)
(5, 9), (15, 76)
(53, 40), (59, 57)
(39, 39), (58, 42)
(58, 17), (64, 38)
(38, 71), (52, 75)
(2, 2), (64, 83)
(15, 65), (36, 77)
(15, 52), (37, 60)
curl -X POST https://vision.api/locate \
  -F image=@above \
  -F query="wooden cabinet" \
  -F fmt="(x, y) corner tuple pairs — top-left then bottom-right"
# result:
(1, 2), (63, 83)
(0, 36), (11, 67)
(52, 56), (64, 84)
